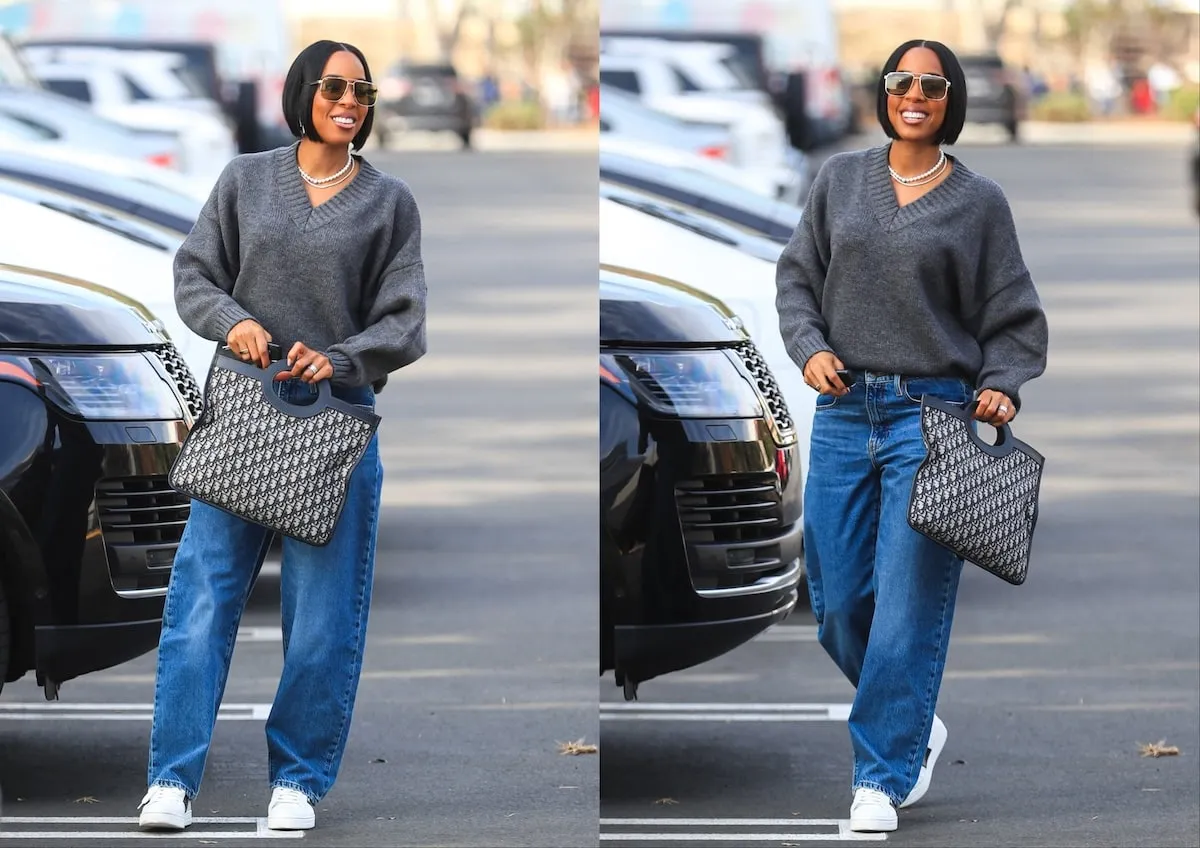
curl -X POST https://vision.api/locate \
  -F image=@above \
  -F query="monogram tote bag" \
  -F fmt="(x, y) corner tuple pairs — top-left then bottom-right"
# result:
(169, 351), (381, 547)
(907, 395), (1045, 585)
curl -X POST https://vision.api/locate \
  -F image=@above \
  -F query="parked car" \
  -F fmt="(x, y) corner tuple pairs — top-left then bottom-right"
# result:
(601, 179), (783, 263)
(600, 84), (736, 164)
(960, 53), (1023, 142)
(600, 264), (802, 699)
(376, 61), (476, 149)
(0, 191), (212, 389)
(599, 53), (804, 202)
(0, 263), (200, 700)
(23, 60), (236, 182)
(0, 142), (206, 234)
(600, 141), (805, 240)
(0, 84), (182, 170)
(600, 194), (815, 484)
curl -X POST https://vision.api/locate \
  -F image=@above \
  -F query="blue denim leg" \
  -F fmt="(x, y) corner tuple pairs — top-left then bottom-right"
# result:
(804, 374), (970, 806)
(264, 380), (382, 803)
(147, 501), (273, 798)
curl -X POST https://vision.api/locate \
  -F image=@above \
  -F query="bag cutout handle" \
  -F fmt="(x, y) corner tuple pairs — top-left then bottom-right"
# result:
(257, 360), (333, 419)
(923, 396), (1018, 459)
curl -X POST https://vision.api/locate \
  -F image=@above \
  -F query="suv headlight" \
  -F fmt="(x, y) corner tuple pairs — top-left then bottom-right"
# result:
(600, 350), (763, 418)
(0, 352), (183, 421)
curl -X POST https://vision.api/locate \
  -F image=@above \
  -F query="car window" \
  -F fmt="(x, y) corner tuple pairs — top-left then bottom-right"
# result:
(672, 68), (702, 92)
(0, 110), (59, 140)
(600, 69), (641, 94)
(41, 78), (92, 102)
(123, 72), (153, 101)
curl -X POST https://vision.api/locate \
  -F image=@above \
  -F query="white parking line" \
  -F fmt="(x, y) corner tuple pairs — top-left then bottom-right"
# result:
(599, 818), (885, 842)
(0, 816), (302, 839)
(0, 703), (272, 721)
(600, 703), (851, 722)
(754, 625), (819, 642)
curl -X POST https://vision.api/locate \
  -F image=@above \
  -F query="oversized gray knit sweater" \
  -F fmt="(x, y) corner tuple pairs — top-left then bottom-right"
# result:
(173, 142), (427, 392)
(776, 144), (1048, 408)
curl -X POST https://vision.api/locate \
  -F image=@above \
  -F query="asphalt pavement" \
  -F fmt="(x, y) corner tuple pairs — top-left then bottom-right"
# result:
(600, 138), (1200, 847)
(0, 149), (599, 847)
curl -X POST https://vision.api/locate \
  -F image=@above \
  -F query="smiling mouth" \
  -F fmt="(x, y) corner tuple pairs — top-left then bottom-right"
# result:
(332, 116), (357, 128)
(900, 110), (929, 124)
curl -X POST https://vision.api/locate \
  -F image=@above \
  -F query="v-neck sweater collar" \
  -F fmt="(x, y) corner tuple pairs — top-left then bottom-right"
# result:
(866, 143), (973, 231)
(274, 142), (382, 229)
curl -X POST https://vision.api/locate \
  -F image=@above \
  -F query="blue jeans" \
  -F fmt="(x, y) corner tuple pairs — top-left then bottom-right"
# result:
(147, 377), (382, 804)
(803, 372), (971, 805)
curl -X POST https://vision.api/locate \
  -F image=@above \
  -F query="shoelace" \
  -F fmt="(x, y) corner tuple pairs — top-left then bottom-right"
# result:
(272, 788), (310, 806)
(138, 786), (184, 809)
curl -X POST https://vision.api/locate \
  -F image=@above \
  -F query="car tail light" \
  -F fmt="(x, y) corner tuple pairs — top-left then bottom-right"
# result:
(146, 152), (176, 169)
(698, 145), (728, 160)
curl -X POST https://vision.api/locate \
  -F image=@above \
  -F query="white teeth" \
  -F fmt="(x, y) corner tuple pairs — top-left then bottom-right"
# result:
(333, 117), (355, 126)
(902, 111), (927, 120)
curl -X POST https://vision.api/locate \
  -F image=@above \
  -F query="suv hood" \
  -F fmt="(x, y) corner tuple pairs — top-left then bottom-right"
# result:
(600, 264), (748, 346)
(0, 263), (169, 348)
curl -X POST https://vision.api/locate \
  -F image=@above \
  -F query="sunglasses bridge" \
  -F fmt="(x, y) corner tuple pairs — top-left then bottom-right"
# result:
(884, 72), (950, 101)
(310, 77), (377, 106)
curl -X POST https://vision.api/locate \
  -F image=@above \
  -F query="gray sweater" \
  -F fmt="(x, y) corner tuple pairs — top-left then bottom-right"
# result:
(776, 144), (1047, 407)
(173, 142), (427, 392)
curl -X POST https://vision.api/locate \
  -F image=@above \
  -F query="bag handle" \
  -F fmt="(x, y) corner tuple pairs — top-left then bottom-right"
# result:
(922, 395), (1018, 458)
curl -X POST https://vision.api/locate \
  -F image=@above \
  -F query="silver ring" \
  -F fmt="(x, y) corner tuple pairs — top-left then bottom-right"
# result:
(998, 404), (1009, 414)
(308, 364), (319, 374)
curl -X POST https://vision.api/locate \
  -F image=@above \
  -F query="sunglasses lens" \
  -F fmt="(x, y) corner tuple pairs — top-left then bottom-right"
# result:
(884, 72), (912, 96)
(320, 78), (348, 101)
(921, 75), (949, 99)
(354, 82), (378, 106)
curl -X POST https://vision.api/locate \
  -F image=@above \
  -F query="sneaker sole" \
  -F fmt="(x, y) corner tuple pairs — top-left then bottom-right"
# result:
(267, 815), (315, 831)
(138, 812), (191, 831)
(849, 814), (898, 833)
(900, 715), (948, 809)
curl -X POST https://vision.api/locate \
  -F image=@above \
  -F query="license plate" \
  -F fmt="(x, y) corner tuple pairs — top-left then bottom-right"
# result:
(414, 85), (444, 106)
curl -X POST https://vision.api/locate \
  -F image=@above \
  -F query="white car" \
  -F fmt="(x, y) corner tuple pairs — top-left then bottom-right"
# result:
(600, 134), (782, 198)
(599, 194), (815, 487)
(0, 192), (214, 387)
(599, 49), (803, 204)
(28, 60), (236, 185)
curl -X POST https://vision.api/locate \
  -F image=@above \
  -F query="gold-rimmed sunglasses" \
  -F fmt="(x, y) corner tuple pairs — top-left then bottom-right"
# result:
(883, 71), (951, 101)
(308, 76), (378, 107)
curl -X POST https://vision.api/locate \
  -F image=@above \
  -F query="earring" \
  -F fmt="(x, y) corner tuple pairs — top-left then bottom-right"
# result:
(299, 120), (305, 135)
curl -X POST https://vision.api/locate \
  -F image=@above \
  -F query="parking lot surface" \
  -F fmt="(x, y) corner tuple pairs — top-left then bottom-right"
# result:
(599, 138), (1200, 848)
(0, 149), (600, 847)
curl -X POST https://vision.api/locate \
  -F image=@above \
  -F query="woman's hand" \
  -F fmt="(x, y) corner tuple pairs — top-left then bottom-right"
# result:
(974, 389), (1015, 426)
(275, 341), (332, 384)
(227, 320), (272, 368)
(803, 351), (849, 396)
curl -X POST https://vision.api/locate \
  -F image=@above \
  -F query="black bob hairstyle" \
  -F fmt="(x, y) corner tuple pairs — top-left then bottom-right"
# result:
(876, 39), (967, 146)
(282, 40), (375, 150)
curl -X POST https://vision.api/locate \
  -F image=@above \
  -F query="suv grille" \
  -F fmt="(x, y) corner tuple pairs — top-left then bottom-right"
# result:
(95, 476), (190, 546)
(156, 344), (203, 420)
(733, 341), (793, 433)
(675, 473), (783, 545)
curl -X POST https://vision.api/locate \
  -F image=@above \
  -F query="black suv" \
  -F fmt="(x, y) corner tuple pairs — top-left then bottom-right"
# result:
(0, 264), (202, 700)
(376, 62), (477, 149)
(600, 265), (803, 700)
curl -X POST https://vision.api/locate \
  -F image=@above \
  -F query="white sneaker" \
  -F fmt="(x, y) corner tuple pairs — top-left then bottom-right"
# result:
(267, 786), (315, 830)
(849, 787), (898, 833)
(137, 785), (191, 831)
(900, 714), (948, 809)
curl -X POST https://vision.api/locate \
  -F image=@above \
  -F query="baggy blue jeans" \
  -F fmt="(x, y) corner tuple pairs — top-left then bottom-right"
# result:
(147, 377), (382, 804)
(803, 372), (970, 805)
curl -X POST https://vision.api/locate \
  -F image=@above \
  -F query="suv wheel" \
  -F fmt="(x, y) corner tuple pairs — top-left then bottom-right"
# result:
(459, 127), (472, 150)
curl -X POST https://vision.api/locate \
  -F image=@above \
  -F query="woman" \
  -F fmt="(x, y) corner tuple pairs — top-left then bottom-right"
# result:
(137, 40), (426, 832)
(775, 39), (1048, 833)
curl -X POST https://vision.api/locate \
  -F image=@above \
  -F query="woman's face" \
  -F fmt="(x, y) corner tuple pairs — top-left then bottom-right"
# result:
(310, 50), (370, 145)
(886, 46), (948, 145)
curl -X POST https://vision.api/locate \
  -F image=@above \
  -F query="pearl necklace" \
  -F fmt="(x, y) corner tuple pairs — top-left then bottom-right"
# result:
(298, 150), (354, 187)
(889, 149), (946, 186)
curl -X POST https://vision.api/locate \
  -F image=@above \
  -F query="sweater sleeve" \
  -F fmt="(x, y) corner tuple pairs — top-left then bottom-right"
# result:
(172, 165), (256, 342)
(965, 185), (1049, 409)
(775, 161), (835, 371)
(325, 188), (427, 387)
